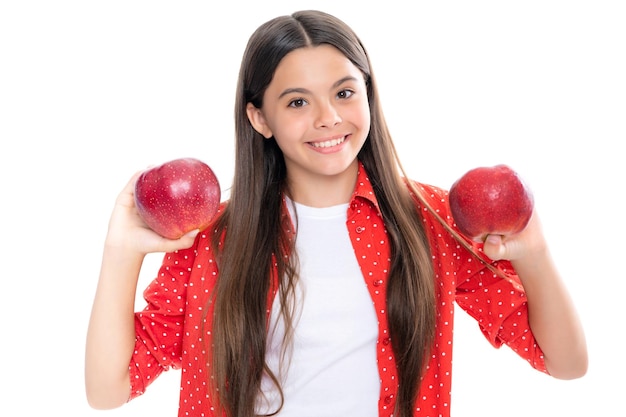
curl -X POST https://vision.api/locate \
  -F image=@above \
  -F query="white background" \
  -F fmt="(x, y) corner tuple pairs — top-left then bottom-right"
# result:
(1, 1), (624, 415)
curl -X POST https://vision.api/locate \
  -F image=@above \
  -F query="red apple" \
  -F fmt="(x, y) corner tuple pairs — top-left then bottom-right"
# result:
(134, 157), (221, 239)
(448, 164), (534, 241)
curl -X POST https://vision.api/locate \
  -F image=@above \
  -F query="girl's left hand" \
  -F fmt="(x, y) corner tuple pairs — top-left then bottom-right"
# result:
(481, 209), (547, 262)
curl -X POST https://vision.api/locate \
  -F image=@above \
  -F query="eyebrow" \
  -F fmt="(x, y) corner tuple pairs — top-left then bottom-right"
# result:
(278, 75), (360, 99)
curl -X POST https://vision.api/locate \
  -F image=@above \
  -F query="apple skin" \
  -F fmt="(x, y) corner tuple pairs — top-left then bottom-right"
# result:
(448, 164), (534, 242)
(134, 157), (221, 239)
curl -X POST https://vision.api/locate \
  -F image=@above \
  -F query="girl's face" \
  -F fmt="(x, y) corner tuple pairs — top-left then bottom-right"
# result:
(247, 45), (371, 206)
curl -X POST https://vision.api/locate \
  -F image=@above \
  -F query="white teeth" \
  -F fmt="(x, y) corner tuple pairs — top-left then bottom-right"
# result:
(311, 136), (345, 148)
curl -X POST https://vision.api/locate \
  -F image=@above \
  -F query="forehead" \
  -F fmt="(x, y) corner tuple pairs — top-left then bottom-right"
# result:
(270, 45), (364, 88)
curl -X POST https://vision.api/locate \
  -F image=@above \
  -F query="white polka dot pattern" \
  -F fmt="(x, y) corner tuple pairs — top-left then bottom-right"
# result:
(129, 164), (547, 417)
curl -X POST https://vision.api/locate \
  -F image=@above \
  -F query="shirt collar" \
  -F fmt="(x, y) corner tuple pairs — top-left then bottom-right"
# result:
(350, 161), (382, 216)
(280, 160), (383, 226)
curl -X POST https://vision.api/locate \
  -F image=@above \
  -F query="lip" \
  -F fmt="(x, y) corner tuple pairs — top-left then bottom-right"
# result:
(307, 134), (349, 153)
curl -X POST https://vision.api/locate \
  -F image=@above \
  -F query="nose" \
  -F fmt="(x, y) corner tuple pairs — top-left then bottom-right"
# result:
(315, 100), (342, 128)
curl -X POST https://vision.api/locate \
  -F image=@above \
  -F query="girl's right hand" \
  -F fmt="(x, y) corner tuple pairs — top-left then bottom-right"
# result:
(104, 171), (200, 255)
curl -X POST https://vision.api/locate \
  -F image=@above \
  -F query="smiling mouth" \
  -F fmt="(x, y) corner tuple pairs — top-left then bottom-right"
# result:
(310, 136), (346, 149)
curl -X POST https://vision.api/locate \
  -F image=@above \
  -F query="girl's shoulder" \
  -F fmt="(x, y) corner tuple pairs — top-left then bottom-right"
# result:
(404, 178), (451, 216)
(404, 178), (475, 248)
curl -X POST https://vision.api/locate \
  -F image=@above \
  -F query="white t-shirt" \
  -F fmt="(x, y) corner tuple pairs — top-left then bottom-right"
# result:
(256, 199), (380, 416)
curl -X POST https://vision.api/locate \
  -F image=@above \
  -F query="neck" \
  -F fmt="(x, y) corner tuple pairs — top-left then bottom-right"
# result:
(286, 160), (358, 208)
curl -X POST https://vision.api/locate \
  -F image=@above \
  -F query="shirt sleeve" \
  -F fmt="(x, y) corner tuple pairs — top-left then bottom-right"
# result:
(128, 244), (198, 400)
(454, 259), (548, 374)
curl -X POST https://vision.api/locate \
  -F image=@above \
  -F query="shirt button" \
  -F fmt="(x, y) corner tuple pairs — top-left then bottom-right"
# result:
(384, 395), (393, 405)
(355, 226), (365, 233)
(373, 279), (384, 287)
(383, 337), (391, 346)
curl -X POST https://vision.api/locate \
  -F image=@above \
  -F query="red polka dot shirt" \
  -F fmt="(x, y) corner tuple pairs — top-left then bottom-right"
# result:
(129, 164), (547, 416)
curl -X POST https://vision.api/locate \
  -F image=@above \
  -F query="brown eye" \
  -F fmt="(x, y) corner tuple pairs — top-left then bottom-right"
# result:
(288, 98), (307, 108)
(337, 89), (354, 99)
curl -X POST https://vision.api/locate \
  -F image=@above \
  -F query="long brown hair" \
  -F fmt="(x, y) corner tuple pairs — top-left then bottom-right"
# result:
(208, 10), (436, 417)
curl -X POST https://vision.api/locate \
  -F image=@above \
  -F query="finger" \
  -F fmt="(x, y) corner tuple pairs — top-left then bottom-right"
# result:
(156, 229), (201, 252)
(115, 171), (145, 207)
(483, 234), (506, 260)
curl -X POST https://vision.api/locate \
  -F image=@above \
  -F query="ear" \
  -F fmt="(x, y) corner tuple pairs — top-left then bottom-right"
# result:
(246, 103), (273, 139)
